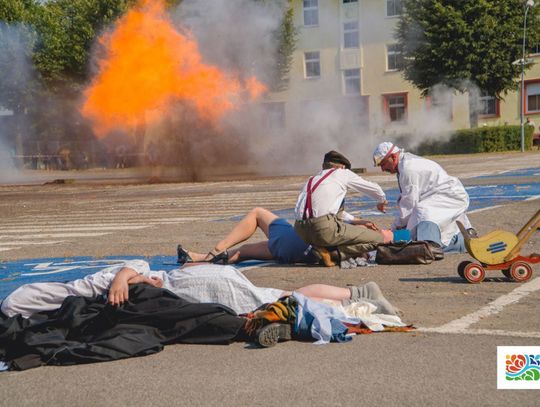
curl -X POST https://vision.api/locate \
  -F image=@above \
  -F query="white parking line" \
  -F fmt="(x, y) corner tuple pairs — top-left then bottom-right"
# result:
(0, 232), (111, 239)
(0, 218), (204, 227)
(0, 241), (65, 246)
(0, 225), (148, 233)
(419, 277), (540, 337)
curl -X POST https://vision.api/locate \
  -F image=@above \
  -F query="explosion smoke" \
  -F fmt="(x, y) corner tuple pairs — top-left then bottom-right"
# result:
(81, 0), (266, 138)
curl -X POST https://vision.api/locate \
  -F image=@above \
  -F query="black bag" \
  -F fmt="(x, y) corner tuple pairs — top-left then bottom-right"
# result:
(375, 241), (443, 265)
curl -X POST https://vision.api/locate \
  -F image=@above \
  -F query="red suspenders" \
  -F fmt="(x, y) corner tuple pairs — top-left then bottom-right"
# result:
(302, 168), (337, 220)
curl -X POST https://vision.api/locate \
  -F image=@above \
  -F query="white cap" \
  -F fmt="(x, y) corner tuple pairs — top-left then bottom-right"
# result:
(372, 142), (401, 166)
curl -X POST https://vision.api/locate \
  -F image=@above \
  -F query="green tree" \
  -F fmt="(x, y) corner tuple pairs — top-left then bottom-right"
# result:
(0, 0), (135, 158)
(270, 0), (297, 91)
(0, 0), (37, 23)
(396, 0), (540, 127)
(33, 0), (134, 87)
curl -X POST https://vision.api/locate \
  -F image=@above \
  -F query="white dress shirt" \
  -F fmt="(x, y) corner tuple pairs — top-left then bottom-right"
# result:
(294, 168), (386, 221)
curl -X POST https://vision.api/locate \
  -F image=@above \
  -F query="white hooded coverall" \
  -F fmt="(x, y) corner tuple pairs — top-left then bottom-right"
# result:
(394, 152), (471, 246)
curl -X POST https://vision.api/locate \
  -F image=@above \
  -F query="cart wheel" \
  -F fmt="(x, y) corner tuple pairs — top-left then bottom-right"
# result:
(509, 261), (533, 282)
(502, 269), (512, 280)
(458, 261), (471, 279)
(463, 263), (485, 283)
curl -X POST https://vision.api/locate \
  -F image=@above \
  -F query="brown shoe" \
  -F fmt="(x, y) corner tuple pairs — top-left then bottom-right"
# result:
(312, 246), (338, 267)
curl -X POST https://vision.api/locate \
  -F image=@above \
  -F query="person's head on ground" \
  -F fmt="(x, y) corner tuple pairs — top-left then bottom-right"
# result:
(373, 142), (401, 174)
(322, 150), (351, 170)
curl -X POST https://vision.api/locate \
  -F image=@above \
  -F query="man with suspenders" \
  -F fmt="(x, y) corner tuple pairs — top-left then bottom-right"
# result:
(294, 151), (393, 266)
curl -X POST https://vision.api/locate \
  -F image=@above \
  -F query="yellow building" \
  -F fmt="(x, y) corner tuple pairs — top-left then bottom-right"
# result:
(267, 0), (540, 139)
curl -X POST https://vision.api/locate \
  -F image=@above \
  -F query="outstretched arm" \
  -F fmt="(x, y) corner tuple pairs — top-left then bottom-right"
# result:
(347, 171), (387, 212)
(350, 218), (379, 231)
(393, 172), (420, 230)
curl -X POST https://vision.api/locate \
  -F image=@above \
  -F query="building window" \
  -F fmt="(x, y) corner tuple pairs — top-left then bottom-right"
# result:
(304, 51), (321, 78)
(343, 0), (358, 3)
(386, 44), (404, 71)
(343, 69), (361, 95)
(383, 93), (407, 122)
(526, 82), (540, 113)
(343, 21), (359, 49)
(386, 0), (403, 17)
(479, 91), (498, 117)
(303, 0), (319, 26)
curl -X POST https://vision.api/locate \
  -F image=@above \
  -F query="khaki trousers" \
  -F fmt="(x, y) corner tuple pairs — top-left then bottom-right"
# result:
(294, 214), (383, 260)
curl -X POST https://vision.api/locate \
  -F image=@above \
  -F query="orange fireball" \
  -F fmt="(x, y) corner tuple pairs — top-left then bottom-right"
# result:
(81, 0), (266, 137)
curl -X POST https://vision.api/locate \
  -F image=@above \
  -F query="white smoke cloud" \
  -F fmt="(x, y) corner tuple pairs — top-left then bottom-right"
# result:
(172, 0), (463, 175)
(0, 22), (37, 184)
(173, 0), (284, 81)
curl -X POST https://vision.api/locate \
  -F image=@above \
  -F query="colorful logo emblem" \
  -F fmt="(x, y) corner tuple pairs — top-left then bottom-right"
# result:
(498, 346), (540, 389)
(506, 354), (540, 381)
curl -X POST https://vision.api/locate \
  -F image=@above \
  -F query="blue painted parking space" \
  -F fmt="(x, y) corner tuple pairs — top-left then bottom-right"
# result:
(0, 256), (175, 300)
(474, 167), (540, 179)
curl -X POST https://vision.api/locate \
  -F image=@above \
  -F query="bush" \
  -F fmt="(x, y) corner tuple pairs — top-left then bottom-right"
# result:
(415, 125), (534, 155)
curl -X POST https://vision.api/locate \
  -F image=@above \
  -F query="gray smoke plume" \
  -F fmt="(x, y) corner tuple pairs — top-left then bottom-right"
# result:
(0, 22), (38, 184)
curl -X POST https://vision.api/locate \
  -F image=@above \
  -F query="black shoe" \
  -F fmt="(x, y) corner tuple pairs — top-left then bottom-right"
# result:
(255, 323), (292, 348)
(207, 249), (229, 265)
(177, 245), (193, 264)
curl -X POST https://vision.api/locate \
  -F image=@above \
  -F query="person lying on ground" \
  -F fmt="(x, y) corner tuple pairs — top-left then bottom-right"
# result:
(294, 150), (393, 267)
(1, 259), (398, 319)
(178, 207), (382, 266)
(372, 141), (473, 254)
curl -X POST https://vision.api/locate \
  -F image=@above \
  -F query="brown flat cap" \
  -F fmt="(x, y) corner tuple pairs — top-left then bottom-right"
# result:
(323, 150), (351, 169)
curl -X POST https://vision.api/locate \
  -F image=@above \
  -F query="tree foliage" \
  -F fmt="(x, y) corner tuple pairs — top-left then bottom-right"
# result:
(396, 0), (540, 99)
(1, 0), (296, 102)
(270, 0), (297, 91)
(33, 0), (134, 86)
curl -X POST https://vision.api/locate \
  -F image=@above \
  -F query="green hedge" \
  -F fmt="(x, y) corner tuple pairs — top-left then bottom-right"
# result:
(415, 125), (534, 155)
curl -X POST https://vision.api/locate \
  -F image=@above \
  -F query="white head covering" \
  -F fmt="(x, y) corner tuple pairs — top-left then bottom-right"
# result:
(372, 142), (402, 166)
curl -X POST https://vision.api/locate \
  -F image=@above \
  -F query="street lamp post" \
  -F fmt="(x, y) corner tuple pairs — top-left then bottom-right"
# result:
(520, 0), (535, 153)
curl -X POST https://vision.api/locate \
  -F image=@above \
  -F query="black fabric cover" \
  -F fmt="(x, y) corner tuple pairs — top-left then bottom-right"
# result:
(0, 284), (244, 370)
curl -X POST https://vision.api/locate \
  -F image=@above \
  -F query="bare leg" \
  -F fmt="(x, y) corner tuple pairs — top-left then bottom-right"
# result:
(188, 241), (274, 263)
(188, 207), (278, 261)
(226, 241), (274, 263)
(214, 207), (278, 252)
(294, 284), (351, 301)
(276, 284), (351, 306)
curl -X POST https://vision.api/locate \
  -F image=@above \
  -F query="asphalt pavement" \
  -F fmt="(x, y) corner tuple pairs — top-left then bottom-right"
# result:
(0, 150), (539, 406)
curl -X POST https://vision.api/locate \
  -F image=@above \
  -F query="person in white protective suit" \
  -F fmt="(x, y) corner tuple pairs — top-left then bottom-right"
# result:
(372, 142), (472, 253)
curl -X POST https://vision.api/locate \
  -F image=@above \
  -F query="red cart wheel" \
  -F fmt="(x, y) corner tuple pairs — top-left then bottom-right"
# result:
(502, 269), (512, 280)
(509, 261), (533, 282)
(463, 263), (485, 283)
(458, 261), (471, 279)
